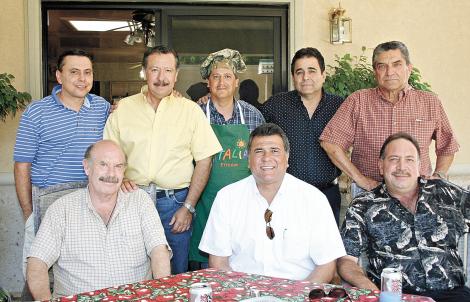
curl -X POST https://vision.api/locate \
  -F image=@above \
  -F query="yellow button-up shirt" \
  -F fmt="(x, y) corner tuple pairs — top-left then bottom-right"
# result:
(104, 86), (222, 188)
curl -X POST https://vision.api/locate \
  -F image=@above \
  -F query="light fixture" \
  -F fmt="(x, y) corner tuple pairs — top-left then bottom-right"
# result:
(133, 28), (144, 43)
(123, 10), (158, 47)
(146, 31), (157, 47)
(329, 2), (352, 44)
(68, 20), (130, 32)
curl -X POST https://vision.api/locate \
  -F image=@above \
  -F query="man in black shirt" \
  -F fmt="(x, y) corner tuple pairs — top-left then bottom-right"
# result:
(261, 47), (343, 224)
(338, 132), (470, 302)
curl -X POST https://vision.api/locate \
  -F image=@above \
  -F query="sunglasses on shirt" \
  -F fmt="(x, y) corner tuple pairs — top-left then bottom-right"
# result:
(264, 208), (275, 240)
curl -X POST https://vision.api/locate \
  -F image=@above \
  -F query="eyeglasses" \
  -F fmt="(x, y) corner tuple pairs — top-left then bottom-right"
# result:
(264, 209), (275, 240)
(308, 287), (347, 301)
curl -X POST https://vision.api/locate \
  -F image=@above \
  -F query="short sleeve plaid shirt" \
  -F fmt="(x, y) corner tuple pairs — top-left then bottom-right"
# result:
(29, 188), (170, 298)
(320, 87), (459, 181)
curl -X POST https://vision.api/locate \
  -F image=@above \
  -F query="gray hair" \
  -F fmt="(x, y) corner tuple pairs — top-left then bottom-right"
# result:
(372, 41), (411, 68)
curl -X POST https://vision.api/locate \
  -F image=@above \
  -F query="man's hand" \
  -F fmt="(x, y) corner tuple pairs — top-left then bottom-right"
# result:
(209, 255), (232, 271)
(357, 176), (380, 191)
(120, 179), (138, 192)
(169, 207), (192, 233)
(304, 260), (336, 284)
(320, 141), (378, 191)
(150, 245), (171, 278)
(337, 255), (379, 290)
(196, 94), (210, 105)
(27, 257), (52, 301)
(14, 162), (33, 221)
(110, 102), (119, 113)
(425, 170), (448, 180)
(173, 89), (183, 98)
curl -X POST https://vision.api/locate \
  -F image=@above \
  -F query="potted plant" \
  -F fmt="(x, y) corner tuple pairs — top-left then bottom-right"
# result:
(0, 73), (31, 122)
(324, 47), (432, 98)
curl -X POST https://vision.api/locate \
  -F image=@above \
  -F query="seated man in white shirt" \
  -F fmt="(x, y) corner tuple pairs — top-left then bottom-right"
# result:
(199, 123), (346, 282)
(26, 140), (172, 300)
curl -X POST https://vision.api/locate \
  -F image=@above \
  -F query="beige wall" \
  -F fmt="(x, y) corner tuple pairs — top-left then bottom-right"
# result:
(0, 0), (26, 174)
(1, 0), (469, 174)
(298, 0), (470, 171)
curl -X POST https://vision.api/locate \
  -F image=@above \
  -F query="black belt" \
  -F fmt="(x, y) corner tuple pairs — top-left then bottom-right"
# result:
(316, 181), (338, 191)
(156, 188), (188, 199)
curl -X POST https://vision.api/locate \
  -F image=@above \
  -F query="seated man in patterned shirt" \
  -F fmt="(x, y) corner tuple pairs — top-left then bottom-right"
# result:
(26, 140), (171, 300)
(338, 132), (470, 302)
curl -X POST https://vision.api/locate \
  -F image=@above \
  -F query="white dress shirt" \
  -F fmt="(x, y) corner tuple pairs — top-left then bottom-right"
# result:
(199, 173), (346, 280)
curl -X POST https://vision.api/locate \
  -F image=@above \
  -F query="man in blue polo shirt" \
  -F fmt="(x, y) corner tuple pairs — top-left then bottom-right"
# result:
(13, 49), (110, 281)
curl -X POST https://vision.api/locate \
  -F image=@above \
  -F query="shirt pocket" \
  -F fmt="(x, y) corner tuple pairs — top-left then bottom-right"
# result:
(399, 119), (436, 150)
(118, 229), (148, 268)
(281, 227), (310, 261)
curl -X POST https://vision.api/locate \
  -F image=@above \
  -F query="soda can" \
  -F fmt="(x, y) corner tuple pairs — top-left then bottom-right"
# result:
(190, 283), (212, 302)
(380, 267), (402, 302)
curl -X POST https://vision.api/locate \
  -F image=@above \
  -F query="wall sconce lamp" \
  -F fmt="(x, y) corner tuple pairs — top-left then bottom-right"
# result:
(329, 2), (352, 44)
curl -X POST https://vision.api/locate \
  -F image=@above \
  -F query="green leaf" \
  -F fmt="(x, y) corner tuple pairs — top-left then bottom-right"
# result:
(0, 73), (32, 122)
(324, 49), (432, 98)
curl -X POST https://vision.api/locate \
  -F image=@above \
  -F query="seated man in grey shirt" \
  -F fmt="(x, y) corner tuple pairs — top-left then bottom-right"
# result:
(26, 140), (172, 300)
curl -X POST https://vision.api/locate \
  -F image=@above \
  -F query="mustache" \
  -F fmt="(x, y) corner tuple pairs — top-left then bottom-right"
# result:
(154, 80), (169, 87)
(392, 170), (411, 177)
(98, 176), (120, 183)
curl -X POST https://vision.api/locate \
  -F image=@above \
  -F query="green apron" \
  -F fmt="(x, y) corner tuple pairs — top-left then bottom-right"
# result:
(189, 101), (251, 263)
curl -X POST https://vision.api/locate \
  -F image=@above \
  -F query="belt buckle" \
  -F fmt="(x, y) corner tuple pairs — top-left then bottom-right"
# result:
(157, 189), (174, 198)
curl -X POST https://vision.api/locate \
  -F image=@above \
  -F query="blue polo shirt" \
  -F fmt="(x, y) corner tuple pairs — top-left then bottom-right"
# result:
(14, 85), (110, 188)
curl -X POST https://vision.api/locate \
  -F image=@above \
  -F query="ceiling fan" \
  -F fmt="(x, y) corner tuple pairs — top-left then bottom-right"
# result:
(111, 10), (158, 70)
(121, 10), (157, 48)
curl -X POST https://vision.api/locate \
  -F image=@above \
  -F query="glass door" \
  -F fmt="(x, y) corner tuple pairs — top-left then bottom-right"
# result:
(42, 3), (287, 103)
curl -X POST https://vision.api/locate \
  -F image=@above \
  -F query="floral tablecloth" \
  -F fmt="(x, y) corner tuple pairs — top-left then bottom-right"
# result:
(52, 268), (433, 302)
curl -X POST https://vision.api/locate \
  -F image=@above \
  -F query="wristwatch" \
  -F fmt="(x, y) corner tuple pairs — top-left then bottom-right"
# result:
(183, 202), (196, 214)
(432, 171), (448, 179)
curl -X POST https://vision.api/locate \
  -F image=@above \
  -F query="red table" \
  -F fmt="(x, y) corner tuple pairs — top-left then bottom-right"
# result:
(52, 268), (434, 301)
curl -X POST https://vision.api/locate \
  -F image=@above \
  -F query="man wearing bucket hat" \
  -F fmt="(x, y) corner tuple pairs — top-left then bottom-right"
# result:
(189, 48), (265, 270)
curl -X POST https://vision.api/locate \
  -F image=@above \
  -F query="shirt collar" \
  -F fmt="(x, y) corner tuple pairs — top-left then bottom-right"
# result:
(85, 186), (123, 220)
(52, 84), (91, 108)
(375, 85), (413, 103)
(250, 173), (288, 203)
(208, 97), (240, 121)
(293, 88), (326, 104)
(141, 84), (175, 104)
(379, 177), (426, 198)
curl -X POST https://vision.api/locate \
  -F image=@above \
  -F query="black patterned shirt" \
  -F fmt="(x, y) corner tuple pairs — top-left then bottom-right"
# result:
(341, 178), (470, 292)
(200, 98), (265, 132)
(261, 90), (343, 187)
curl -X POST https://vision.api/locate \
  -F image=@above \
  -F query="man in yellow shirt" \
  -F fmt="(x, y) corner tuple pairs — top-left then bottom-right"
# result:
(104, 45), (222, 274)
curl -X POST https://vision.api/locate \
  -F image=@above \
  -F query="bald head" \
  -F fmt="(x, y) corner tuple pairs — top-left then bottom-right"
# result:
(84, 140), (126, 162)
(83, 140), (127, 196)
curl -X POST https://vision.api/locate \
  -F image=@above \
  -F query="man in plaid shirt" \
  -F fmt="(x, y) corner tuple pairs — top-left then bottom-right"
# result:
(26, 141), (171, 300)
(320, 41), (459, 195)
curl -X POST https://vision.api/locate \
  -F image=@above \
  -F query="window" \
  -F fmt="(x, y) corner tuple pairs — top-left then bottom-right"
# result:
(43, 3), (288, 103)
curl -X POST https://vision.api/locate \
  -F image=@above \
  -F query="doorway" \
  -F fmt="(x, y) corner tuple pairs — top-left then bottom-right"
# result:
(42, 2), (288, 103)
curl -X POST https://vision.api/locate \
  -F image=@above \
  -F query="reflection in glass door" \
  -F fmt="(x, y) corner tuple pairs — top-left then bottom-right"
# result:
(42, 3), (287, 103)
(168, 16), (284, 103)
(166, 8), (287, 103)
